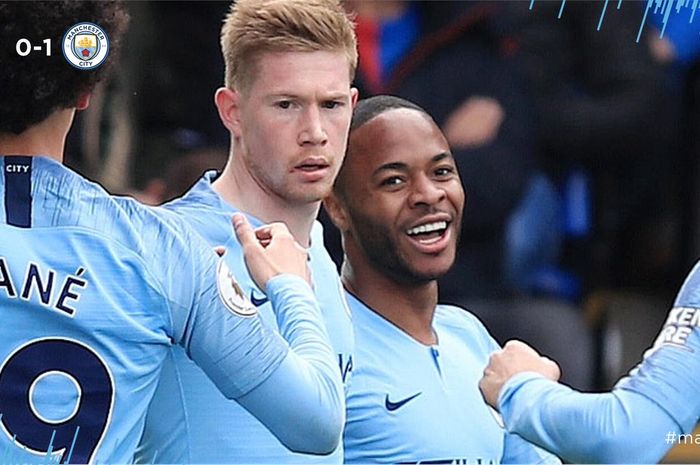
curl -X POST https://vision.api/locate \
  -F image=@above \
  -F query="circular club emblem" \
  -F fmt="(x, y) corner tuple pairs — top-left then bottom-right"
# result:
(216, 259), (257, 317)
(62, 22), (109, 70)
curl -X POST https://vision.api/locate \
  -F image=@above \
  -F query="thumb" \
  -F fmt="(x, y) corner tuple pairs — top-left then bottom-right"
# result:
(232, 213), (260, 252)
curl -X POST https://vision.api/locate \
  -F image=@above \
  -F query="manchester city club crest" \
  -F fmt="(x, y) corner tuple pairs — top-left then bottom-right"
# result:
(216, 259), (257, 318)
(62, 22), (109, 70)
(73, 34), (99, 61)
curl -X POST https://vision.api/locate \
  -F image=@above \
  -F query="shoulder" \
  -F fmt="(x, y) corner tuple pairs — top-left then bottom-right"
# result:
(163, 182), (237, 248)
(435, 304), (487, 331)
(435, 304), (499, 351)
(674, 261), (700, 308)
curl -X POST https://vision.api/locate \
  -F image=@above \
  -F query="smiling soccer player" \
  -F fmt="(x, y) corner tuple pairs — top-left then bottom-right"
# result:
(324, 95), (559, 464)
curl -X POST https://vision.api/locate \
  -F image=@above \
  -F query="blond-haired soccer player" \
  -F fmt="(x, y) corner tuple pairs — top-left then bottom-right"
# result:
(136, 0), (358, 463)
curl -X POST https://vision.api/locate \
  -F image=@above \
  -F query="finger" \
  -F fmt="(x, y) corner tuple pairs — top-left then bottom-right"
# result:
(232, 213), (261, 251)
(504, 339), (529, 350)
(255, 223), (293, 247)
(504, 339), (539, 356)
(543, 357), (562, 379)
(254, 227), (272, 248)
(255, 226), (272, 242)
(257, 222), (294, 240)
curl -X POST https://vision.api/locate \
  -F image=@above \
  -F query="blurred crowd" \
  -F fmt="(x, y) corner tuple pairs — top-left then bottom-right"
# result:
(66, 0), (700, 392)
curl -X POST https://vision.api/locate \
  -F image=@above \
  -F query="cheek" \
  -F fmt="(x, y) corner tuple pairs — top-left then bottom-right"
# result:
(367, 200), (404, 230)
(328, 113), (353, 138)
(449, 184), (466, 210)
(249, 111), (293, 141)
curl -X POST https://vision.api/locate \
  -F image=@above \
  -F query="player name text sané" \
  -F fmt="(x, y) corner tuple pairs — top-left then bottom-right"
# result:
(0, 257), (88, 317)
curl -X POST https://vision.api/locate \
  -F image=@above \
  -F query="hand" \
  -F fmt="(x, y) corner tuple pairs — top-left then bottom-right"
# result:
(443, 96), (505, 149)
(479, 340), (561, 409)
(647, 31), (676, 65)
(232, 213), (311, 290)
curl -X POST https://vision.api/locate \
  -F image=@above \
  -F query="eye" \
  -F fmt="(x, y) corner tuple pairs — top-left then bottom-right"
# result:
(322, 100), (343, 110)
(380, 176), (404, 187)
(435, 166), (455, 178)
(276, 100), (292, 109)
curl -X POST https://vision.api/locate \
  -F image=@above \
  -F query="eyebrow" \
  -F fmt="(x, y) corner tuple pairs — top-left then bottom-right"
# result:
(372, 152), (453, 176)
(432, 152), (453, 162)
(267, 91), (349, 101)
(373, 162), (408, 176)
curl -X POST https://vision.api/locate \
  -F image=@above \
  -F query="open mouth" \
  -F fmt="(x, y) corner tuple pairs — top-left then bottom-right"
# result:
(406, 220), (449, 245)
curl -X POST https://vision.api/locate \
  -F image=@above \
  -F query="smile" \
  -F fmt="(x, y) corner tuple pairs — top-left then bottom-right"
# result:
(405, 221), (449, 245)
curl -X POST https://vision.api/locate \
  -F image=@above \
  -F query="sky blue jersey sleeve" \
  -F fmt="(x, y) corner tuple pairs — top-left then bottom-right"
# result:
(615, 260), (700, 433)
(142, 213), (288, 398)
(498, 372), (681, 463)
(235, 274), (344, 455)
(501, 427), (563, 464)
(145, 214), (343, 454)
(497, 261), (700, 463)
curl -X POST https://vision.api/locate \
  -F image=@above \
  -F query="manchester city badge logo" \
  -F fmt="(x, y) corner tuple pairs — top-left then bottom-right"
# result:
(62, 22), (109, 70)
(216, 258), (258, 317)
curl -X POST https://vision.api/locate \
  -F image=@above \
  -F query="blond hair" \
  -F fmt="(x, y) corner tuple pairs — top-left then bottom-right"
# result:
(221, 0), (357, 92)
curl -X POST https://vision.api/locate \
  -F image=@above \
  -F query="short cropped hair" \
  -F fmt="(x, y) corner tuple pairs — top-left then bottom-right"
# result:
(334, 95), (432, 199)
(220, 0), (357, 92)
(0, 1), (129, 134)
(349, 95), (428, 133)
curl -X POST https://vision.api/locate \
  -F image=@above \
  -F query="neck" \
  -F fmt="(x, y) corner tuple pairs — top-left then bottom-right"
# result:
(342, 249), (438, 345)
(0, 109), (75, 162)
(212, 149), (318, 247)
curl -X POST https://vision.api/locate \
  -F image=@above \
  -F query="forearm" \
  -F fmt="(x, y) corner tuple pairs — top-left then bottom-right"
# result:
(499, 373), (681, 463)
(238, 274), (344, 454)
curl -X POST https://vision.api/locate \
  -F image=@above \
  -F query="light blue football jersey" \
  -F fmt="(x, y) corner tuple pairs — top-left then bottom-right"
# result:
(343, 293), (560, 464)
(0, 156), (332, 464)
(136, 171), (354, 463)
(498, 260), (700, 463)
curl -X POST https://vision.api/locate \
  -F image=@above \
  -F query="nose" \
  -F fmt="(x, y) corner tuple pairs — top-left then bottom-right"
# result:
(408, 174), (446, 208)
(298, 105), (328, 146)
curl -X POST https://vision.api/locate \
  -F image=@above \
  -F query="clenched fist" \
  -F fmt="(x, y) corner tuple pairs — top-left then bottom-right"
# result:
(479, 340), (561, 409)
(232, 213), (311, 290)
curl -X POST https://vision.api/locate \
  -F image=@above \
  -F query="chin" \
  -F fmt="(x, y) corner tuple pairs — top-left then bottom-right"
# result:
(293, 185), (332, 202)
(413, 258), (455, 280)
(287, 191), (325, 205)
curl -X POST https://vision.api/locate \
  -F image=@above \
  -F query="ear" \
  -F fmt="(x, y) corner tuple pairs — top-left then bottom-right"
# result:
(75, 92), (91, 110)
(323, 191), (350, 232)
(214, 87), (242, 137)
(350, 87), (359, 108)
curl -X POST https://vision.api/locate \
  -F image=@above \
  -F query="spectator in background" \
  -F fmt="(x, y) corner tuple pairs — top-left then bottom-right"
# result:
(121, 148), (227, 205)
(514, 0), (681, 293)
(647, 5), (700, 277)
(123, 2), (230, 190)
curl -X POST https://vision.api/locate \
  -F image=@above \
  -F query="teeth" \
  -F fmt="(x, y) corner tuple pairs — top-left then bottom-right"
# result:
(406, 221), (447, 236)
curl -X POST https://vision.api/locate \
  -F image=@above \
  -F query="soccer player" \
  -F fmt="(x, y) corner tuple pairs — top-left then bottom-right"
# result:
(0, 2), (344, 463)
(479, 268), (700, 463)
(322, 95), (559, 464)
(136, 0), (358, 463)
